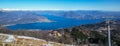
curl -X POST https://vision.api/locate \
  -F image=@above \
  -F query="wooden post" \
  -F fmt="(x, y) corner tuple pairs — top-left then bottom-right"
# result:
(2, 43), (5, 46)
(14, 35), (17, 46)
(22, 39), (25, 46)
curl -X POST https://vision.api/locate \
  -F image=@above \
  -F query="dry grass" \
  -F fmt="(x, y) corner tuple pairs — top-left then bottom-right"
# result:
(0, 34), (69, 46)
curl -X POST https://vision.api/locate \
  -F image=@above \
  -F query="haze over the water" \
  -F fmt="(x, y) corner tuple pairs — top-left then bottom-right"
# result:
(0, 0), (120, 11)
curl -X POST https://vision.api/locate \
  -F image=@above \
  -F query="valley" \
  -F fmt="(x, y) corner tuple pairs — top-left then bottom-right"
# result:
(0, 20), (120, 46)
(0, 10), (120, 30)
(0, 10), (120, 46)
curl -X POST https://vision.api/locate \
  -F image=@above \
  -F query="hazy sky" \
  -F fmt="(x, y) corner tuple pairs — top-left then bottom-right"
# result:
(0, 0), (120, 11)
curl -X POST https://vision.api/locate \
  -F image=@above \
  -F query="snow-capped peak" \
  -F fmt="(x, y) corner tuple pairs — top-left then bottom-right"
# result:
(0, 8), (34, 11)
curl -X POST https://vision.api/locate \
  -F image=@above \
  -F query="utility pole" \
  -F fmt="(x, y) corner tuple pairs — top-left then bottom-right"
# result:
(107, 19), (111, 46)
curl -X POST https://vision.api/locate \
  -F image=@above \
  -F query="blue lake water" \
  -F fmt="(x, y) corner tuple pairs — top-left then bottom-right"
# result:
(6, 14), (104, 30)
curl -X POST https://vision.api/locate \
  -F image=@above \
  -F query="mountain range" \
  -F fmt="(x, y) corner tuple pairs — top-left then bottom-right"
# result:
(35, 10), (120, 19)
(0, 10), (51, 25)
(0, 10), (120, 29)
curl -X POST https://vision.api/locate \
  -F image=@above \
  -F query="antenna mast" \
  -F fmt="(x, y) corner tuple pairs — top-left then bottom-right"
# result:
(107, 19), (111, 46)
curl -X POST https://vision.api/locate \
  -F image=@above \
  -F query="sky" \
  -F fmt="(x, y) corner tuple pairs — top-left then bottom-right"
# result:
(0, 0), (120, 11)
